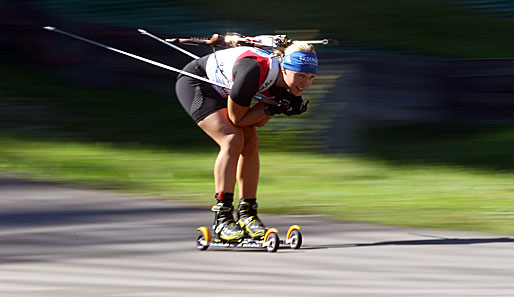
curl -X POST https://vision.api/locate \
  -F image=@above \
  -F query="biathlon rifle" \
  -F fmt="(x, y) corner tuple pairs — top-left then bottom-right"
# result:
(165, 33), (338, 49)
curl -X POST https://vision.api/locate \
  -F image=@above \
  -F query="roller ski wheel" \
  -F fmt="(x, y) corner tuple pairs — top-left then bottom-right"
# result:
(263, 229), (280, 253)
(196, 226), (211, 251)
(284, 225), (303, 250)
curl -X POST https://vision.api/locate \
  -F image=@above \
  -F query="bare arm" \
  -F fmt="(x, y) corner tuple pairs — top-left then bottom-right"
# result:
(228, 99), (271, 127)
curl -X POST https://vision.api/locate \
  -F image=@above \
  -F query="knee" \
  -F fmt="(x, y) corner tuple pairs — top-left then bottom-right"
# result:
(220, 129), (244, 156)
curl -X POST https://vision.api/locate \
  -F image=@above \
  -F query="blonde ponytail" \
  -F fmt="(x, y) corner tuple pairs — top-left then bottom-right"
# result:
(275, 41), (316, 62)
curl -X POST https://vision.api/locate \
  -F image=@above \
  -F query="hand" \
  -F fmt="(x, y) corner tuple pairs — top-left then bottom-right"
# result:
(264, 98), (291, 116)
(282, 96), (309, 116)
(274, 90), (308, 116)
(263, 91), (309, 116)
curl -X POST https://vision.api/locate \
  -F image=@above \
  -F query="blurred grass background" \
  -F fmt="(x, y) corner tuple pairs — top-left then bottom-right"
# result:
(1, 0), (513, 235)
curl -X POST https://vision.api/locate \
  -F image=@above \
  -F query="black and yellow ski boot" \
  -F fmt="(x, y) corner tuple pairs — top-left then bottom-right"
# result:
(237, 198), (267, 239)
(212, 193), (245, 242)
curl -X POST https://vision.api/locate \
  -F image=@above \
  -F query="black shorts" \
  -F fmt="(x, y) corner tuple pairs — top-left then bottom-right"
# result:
(175, 60), (227, 123)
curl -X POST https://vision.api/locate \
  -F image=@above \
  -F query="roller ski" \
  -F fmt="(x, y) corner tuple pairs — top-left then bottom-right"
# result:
(197, 224), (302, 253)
(196, 195), (302, 252)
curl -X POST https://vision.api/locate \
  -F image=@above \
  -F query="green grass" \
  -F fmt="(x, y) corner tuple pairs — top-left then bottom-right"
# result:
(0, 132), (513, 235)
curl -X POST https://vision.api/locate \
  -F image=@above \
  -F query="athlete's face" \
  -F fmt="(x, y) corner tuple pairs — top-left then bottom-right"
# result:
(282, 69), (316, 96)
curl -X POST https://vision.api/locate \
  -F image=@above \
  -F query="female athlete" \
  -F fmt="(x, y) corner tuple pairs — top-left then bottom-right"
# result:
(175, 42), (317, 241)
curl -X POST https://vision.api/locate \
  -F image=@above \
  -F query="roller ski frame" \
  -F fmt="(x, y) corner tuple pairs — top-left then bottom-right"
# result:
(196, 225), (302, 253)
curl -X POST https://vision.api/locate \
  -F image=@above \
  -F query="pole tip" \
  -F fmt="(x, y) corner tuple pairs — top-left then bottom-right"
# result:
(137, 29), (147, 34)
(44, 26), (56, 31)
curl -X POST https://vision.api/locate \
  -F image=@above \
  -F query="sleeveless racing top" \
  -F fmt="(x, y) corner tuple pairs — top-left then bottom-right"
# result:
(204, 47), (280, 99)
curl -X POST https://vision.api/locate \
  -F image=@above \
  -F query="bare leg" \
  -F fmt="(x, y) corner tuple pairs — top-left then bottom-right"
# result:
(236, 127), (266, 239)
(198, 109), (244, 193)
(237, 126), (260, 199)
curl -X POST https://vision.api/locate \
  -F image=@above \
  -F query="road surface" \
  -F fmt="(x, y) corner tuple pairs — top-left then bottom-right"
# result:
(1, 176), (513, 296)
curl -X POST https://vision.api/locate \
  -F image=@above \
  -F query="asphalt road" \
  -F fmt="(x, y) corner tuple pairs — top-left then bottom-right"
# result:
(1, 176), (513, 296)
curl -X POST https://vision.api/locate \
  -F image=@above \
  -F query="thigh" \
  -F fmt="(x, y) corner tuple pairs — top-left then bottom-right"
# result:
(197, 109), (242, 146)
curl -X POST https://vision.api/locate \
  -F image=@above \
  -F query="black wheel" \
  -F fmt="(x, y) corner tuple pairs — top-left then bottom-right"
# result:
(196, 233), (209, 251)
(266, 232), (280, 253)
(289, 229), (302, 249)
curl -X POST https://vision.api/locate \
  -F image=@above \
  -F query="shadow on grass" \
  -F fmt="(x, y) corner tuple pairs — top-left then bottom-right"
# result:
(361, 124), (514, 171)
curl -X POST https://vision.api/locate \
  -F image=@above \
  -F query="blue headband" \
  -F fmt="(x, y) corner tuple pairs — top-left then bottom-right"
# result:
(281, 51), (318, 74)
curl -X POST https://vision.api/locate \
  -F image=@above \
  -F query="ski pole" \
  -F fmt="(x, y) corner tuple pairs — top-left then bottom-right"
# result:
(43, 26), (278, 106)
(138, 29), (200, 60)
(43, 26), (226, 88)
